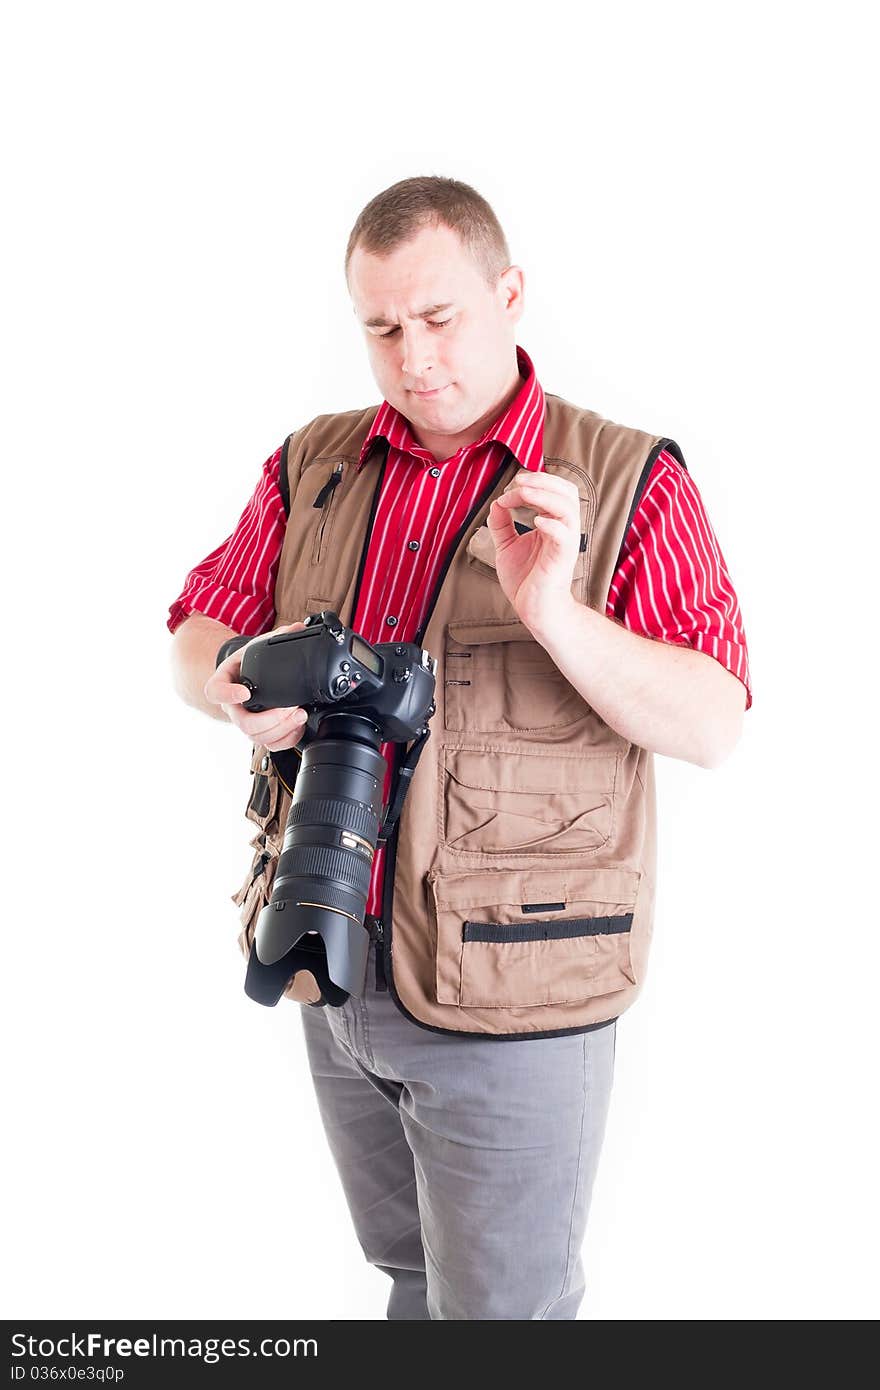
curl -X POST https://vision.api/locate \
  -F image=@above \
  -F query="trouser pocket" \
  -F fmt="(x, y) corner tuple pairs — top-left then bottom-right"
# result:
(428, 865), (640, 1008)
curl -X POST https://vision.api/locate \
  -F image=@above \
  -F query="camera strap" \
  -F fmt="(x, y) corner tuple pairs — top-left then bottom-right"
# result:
(377, 725), (432, 843)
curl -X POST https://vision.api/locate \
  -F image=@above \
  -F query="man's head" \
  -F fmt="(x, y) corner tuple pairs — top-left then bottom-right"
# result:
(345, 176), (525, 461)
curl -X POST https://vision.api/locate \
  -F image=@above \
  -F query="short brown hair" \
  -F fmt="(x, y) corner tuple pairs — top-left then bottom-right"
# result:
(345, 176), (511, 291)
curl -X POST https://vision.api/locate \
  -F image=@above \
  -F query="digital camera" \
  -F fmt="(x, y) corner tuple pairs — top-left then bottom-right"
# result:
(216, 611), (436, 1008)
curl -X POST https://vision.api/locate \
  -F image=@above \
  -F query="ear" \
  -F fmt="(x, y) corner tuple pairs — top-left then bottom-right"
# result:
(497, 264), (525, 321)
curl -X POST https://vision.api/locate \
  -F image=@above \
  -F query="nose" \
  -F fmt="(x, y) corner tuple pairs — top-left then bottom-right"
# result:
(399, 325), (436, 387)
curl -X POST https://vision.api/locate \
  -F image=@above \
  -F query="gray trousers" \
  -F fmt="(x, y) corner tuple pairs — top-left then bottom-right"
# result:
(297, 970), (617, 1320)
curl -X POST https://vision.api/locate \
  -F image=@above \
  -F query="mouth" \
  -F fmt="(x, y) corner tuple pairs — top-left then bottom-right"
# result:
(413, 384), (449, 399)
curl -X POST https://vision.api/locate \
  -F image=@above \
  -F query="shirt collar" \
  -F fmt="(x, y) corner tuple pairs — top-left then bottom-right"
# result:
(356, 344), (545, 473)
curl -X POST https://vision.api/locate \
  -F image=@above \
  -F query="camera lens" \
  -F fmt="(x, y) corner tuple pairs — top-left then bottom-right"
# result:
(251, 718), (386, 1000)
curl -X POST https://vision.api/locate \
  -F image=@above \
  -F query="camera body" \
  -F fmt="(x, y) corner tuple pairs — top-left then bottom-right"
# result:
(238, 609), (436, 744)
(219, 612), (437, 1008)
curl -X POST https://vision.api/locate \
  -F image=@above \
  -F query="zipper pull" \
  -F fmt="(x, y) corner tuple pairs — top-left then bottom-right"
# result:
(312, 461), (344, 509)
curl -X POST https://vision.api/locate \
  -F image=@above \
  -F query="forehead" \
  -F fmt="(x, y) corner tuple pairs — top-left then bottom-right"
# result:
(349, 222), (485, 321)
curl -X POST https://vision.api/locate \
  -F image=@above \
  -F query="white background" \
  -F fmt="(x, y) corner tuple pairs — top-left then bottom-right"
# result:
(2, 0), (877, 1322)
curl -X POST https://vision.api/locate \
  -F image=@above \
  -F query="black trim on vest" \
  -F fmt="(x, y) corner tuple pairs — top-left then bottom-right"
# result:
(662, 437), (687, 472)
(278, 433), (293, 517)
(350, 439), (391, 621)
(613, 436), (687, 580)
(414, 447), (517, 645)
(463, 913), (633, 943)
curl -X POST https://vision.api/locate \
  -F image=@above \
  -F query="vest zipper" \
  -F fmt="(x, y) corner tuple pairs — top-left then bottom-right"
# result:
(311, 462), (344, 564)
(371, 917), (387, 991)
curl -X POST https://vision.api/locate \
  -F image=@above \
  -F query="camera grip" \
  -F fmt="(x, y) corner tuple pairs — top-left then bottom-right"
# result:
(215, 634), (253, 669)
(214, 635), (265, 709)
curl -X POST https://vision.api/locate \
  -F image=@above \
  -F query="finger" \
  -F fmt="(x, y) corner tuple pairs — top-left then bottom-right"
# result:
(220, 701), (244, 722)
(210, 655), (246, 691)
(495, 485), (577, 525)
(205, 675), (247, 705)
(505, 471), (579, 501)
(262, 716), (310, 752)
(244, 706), (309, 744)
(205, 674), (252, 705)
(533, 514), (579, 555)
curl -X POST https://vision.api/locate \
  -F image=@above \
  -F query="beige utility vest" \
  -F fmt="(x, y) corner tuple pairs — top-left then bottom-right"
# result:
(231, 392), (686, 1039)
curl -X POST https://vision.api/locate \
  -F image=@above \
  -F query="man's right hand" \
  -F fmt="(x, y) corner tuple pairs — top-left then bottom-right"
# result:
(203, 621), (311, 751)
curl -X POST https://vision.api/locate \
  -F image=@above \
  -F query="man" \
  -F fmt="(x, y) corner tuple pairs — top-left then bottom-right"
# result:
(168, 176), (751, 1320)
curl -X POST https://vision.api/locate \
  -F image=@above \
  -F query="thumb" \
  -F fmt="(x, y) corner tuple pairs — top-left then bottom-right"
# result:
(486, 496), (512, 533)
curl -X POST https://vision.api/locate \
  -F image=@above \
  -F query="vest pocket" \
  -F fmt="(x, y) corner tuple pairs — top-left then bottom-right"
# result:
(441, 745), (618, 855)
(245, 743), (280, 829)
(444, 620), (589, 732)
(244, 742), (293, 850)
(310, 460), (344, 565)
(235, 745), (295, 957)
(465, 500), (589, 599)
(464, 551), (499, 582)
(427, 864), (640, 1007)
(231, 832), (274, 961)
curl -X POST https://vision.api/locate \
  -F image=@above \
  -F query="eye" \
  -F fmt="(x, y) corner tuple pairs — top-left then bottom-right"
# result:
(376, 319), (452, 339)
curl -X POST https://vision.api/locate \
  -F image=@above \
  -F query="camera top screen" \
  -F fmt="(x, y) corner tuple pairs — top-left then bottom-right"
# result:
(350, 634), (383, 677)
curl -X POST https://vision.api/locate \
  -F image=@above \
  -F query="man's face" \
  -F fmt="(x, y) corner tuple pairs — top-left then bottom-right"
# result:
(348, 221), (524, 457)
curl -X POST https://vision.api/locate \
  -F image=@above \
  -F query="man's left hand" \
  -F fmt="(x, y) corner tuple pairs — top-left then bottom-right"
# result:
(486, 471), (581, 632)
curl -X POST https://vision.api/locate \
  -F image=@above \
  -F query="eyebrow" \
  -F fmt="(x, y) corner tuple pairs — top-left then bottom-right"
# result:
(363, 302), (454, 329)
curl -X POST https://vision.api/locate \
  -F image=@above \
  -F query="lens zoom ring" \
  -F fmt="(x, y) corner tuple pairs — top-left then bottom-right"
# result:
(278, 844), (372, 894)
(287, 797), (380, 836)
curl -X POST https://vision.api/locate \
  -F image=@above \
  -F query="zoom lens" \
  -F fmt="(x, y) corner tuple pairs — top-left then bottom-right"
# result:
(250, 715), (386, 1002)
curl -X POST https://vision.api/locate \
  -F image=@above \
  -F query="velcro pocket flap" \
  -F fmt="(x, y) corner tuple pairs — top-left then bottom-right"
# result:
(447, 618), (535, 644)
(428, 864), (640, 1007)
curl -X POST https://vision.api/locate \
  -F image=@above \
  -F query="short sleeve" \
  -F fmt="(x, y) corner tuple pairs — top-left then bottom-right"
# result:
(166, 443), (287, 637)
(606, 449), (752, 710)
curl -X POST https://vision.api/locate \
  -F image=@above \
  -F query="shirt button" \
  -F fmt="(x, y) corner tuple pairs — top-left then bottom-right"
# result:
(385, 615), (398, 627)
(407, 539), (420, 551)
(428, 466), (440, 478)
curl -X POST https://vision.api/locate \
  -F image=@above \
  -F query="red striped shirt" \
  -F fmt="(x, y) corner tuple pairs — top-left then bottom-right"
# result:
(168, 345), (751, 914)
